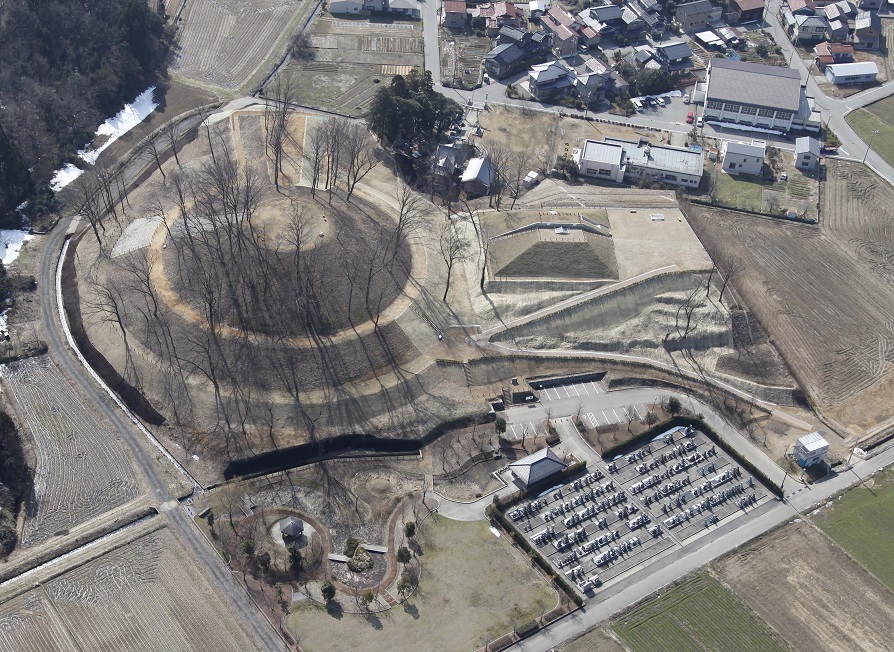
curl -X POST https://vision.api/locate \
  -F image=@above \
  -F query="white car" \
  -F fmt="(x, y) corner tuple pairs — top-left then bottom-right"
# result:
(656, 97), (666, 107)
(696, 116), (703, 128)
(683, 93), (690, 104)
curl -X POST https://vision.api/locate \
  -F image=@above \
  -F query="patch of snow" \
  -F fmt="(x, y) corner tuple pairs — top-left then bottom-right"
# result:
(704, 121), (785, 136)
(0, 230), (35, 266)
(50, 163), (84, 192)
(79, 87), (158, 165)
(489, 526), (501, 538)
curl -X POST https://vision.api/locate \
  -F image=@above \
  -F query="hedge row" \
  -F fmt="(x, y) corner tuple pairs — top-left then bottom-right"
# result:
(602, 416), (783, 497)
(487, 504), (584, 607)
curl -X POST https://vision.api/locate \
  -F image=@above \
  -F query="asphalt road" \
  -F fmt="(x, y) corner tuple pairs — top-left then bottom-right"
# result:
(37, 222), (287, 652)
(421, 0), (442, 85)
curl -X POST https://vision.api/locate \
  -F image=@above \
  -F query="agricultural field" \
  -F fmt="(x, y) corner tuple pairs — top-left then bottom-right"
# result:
(440, 31), (490, 88)
(1, 357), (141, 547)
(0, 527), (256, 651)
(848, 96), (894, 168)
(278, 16), (424, 115)
(685, 159), (894, 432)
(172, 0), (311, 92)
(613, 573), (789, 652)
(286, 517), (556, 651)
(561, 626), (626, 652)
(812, 466), (894, 593)
(718, 520), (894, 652)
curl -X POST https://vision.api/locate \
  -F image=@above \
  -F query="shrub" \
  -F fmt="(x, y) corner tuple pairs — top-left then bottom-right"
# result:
(397, 546), (412, 565)
(516, 620), (539, 637)
(348, 546), (374, 572)
(241, 537), (256, 558)
(344, 536), (360, 557)
(321, 580), (336, 602)
(404, 521), (416, 538)
(495, 417), (507, 434)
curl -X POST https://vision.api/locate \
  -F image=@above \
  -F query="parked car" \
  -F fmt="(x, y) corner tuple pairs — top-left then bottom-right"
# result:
(632, 98), (643, 111)
(646, 97), (658, 106)
(686, 111), (694, 124)
(656, 97), (666, 107)
(696, 116), (703, 128)
(780, 172), (788, 181)
(683, 93), (690, 104)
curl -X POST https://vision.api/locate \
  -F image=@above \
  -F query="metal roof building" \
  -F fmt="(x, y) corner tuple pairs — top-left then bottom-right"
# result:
(825, 61), (878, 84)
(509, 448), (568, 488)
(793, 432), (829, 468)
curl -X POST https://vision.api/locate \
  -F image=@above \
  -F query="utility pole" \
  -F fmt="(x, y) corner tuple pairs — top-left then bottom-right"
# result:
(863, 129), (880, 164)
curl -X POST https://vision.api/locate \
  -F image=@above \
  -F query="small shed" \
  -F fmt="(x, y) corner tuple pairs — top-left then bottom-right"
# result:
(825, 61), (878, 84)
(795, 136), (820, 171)
(508, 448), (567, 488)
(793, 432), (829, 468)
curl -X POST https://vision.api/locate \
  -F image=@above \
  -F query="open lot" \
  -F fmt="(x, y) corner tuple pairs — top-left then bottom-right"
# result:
(712, 151), (819, 218)
(685, 159), (894, 432)
(613, 573), (789, 652)
(0, 525), (256, 651)
(286, 517), (556, 651)
(440, 30), (490, 88)
(812, 466), (894, 593)
(277, 16), (423, 115)
(172, 0), (310, 93)
(507, 419), (770, 591)
(848, 96), (894, 168)
(560, 626), (626, 652)
(718, 520), (894, 652)
(2, 356), (141, 547)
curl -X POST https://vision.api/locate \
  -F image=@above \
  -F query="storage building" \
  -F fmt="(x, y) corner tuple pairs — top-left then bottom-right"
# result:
(509, 448), (568, 488)
(793, 432), (829, 468)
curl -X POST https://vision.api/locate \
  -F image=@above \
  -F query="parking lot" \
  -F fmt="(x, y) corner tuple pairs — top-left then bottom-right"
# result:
(505, 422), (771, 596)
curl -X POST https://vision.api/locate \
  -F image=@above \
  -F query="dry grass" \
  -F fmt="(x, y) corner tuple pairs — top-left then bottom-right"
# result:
(286, 517), (556, 651)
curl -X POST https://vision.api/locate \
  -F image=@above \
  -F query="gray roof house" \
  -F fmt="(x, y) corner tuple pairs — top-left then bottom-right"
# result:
(675, 0), (714, 32)
(795, 136), (820, 170)
(655, 41), (693, 72)
(852, 11), (881, 49)
(509, 448), (567, 487)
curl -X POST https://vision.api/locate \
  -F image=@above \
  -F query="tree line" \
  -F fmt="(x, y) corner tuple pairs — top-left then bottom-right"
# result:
(0, 0), (172, 225)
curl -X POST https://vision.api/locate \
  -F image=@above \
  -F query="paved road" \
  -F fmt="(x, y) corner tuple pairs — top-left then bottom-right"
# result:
(421, 0), (442, 85)
(37, 222), (286, 652)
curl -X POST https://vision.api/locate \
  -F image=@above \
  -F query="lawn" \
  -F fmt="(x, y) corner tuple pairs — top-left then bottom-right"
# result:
(714, 168), (764, 211)
(847, 98), (894, 168)
(286, 517), (556, 652)
(813, 466), (894, 593)
(613, 574), (790, 652)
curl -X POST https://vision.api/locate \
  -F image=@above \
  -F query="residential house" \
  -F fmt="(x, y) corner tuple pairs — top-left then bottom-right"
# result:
(857, 0), (882, 9)
(852, 11), (881, 49)
(654, 41), (694, 73)
(443, 0), (468, 28)
(825, 60), (878, 83)
(329, 0), (365, 14)
(813, 41), (854, 68)
(605, 137), (704, 186)
(788, 14), (828, 42)
(703, 59), (820, 133)
(529, 0), (552, 18)
(497, 24), (529, 44)
(472, 1), (524, 34)
(785, 0), (816, 15)
(728, 0), (765, 24)
(621, 5), (646, 39)
(389, 0), (421, 17)
(573, 56), (615, 103)
(722, 140), (766, 175)
(431, 144), (469, 190)
(483, 43), (528, 78)
(542, 6), (579, 56)
(795, 136), (820, 170)
(675, 0), (714, 32)
(461, 158), (497, 195)
(528, 60), (576, 101)
(630, 0), (666, 38)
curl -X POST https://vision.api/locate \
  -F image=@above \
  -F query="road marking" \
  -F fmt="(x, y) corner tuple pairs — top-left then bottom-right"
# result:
(509, 424), (519, 439)
(588, 412), (599, 428)
(542, 388), (552, 401)
(590, 382), (600, 393)
(612, 409), (623, 423)
(571, 384), (580, 396)
(528, 422), (538, 436)
(633, 405), (643, 420)
(622, 406), (631, 421)
(602, 410), (612, 424)
(579, 383), (589, 396)
(563, 386), (571, 398)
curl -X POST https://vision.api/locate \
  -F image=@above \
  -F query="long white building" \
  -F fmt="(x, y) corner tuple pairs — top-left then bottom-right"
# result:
(576, 137), (704, 187)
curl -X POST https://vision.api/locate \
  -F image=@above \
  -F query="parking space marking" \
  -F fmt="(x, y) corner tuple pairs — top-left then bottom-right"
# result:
(527, 422), (538, 436)
(588, 412), (599, 428)
(602, 410), (612, 424)
(590, 382), (600, 393)
(633, 405), (643, 420)
(612, 409), (622, 423)
(563, 386), (571, 398)
(542, 388), (552, 401)
(579, 383), (589, 396)
(509, 424), (519, 440)
(570, 384), (580, 396)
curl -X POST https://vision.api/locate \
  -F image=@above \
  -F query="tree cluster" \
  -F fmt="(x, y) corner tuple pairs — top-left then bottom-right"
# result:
(0, 0), (172, 224)
(365, 70), (463, 146)
(0, 411), (29, 556)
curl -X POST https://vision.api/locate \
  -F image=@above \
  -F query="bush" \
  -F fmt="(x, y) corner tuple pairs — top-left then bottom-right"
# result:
(397, 546), (412, 565)
(321, 580), (336, 602)
(348, 546), (374, 572)
(404, 521), (416, 538)
(344, 536), (360, 557)
(495, 417), (507, 434)
(516, 620), (539, 637)
(241, 537), (256, 558)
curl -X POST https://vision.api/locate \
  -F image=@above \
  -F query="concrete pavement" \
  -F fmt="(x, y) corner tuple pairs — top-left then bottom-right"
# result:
(421, 0), (442, 85)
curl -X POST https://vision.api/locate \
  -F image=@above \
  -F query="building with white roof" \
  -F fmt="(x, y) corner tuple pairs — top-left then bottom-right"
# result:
(795, 136), (820, 171)
(461, 157), (496, 195)
(825, 61), (878, 85)
(793, 432), (829, 468)
(722, 140), (766, 176)
(509, 448), (568, 488)
(577, 137), (704, 187)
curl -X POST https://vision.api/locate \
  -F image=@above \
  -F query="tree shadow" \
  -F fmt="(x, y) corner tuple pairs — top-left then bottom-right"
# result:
(403, 602), (420, 619)
(326, 603), (344, 620)
(364, 612), (384, 630)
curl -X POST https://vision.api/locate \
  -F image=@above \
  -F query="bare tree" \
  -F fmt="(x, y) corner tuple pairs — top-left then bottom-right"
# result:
(73, 174), (106, 248)
(146, 136), (167, 183)
(486, 142), (511, 210)
(505, 149), (532, 209)
(266, 78), (295, 191)
(304, 122), (327, 198)
(341, 121), (380, 201)
(439, 219), (470, 302)
(162, 119), (182, 168)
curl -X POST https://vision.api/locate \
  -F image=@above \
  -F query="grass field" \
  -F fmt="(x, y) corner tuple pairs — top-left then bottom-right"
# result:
(813, 467), (894, 592)
(847, 97), (894, 168)
(286, 517), (556, 651)
(614, 574), (789, 652)
(561, 626), (626, 652)
(715, 169), (765, 211)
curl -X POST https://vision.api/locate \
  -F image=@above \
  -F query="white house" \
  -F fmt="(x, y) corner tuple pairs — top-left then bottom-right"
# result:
(825, 61), (878, 85)
(793, 431), (829, 468)
(576, 139), (626, 183)
(461, 157), (497, 195)
(722, 140), (766, 176)
(329, 0), (364, 13)
(388, 0), (421, 18)
(795, 136), (820, 171)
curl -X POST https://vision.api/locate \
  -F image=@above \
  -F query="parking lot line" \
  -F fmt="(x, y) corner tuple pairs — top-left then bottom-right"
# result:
(602, 410), (612, 424)
(612, 409), (622, 423)
(590, 382), (600, 393)
(633, 405), (643, 420)
(570, 384), (580, 396)
(588, 412), (599, 427)
(509, 424), (519, 439)
(542, 388), (552, 401)
(579, 383), (589, 396)
(563, 386), (571, 398)
(527, 422), (538, 436)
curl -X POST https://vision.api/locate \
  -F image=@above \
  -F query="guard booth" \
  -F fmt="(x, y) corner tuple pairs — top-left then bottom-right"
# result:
(793, 432), (829, 468)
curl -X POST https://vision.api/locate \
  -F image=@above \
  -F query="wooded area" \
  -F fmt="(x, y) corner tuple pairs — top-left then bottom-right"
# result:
(0, 0), (173, 224)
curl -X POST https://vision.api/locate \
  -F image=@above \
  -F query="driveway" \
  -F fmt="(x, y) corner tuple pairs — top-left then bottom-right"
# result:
(420, 0), (442, 85)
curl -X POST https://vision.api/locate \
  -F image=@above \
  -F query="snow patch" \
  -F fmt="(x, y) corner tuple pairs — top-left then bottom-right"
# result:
(489, 526), (501, 538)
(79, 87), (158, 165)
(50, 164), (85, 192)
(0, 230), (35, 266)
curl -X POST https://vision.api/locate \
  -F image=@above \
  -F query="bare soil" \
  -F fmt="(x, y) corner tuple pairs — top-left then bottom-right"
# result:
(716, 521), (894, 652)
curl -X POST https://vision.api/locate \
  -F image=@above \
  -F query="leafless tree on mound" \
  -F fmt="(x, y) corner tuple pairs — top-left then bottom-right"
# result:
(390, 179), (427, 264)
(161, 119), (182, 169)
(146, 135), (167, 183)
(439, 219), (471, 302)
(486, 142), (511, 210)
(505, 149), (532, 210)
(265, 78), (297, 191)
(85, 280), (141, 389)
(341, 121), (380, 201)
(73, 174), (106, 250)
(304, 122), (327, 198)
